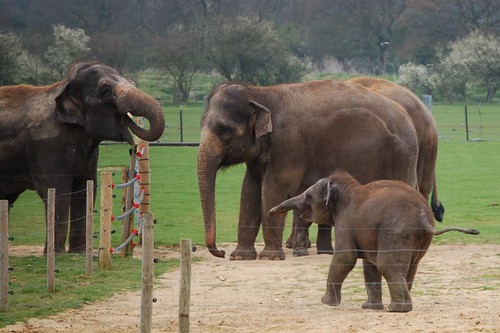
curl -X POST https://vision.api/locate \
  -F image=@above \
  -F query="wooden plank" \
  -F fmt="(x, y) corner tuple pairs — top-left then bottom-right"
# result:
(179, 239), (192, 333)
(99, 172), (113, 270)
(47, 188), (56, 293)
(140, 213), (154, 333)
(0, 200), (9, 312)
(86, 180), (94, 277)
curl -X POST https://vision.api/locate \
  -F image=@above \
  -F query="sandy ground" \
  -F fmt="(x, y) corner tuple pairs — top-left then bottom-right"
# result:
(1, 243), (499, 333)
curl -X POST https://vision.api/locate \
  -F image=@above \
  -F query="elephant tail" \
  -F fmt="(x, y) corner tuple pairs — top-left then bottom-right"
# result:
(433, 227), (480, 236)
(431, 173), (445, 222)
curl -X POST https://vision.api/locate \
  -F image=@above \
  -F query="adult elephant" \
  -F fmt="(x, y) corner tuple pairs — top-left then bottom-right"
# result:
(347, 77), (443, 220)
(287, 77), (446, 255)
(197, 80), (419, 260)
(0, 61), (165, 253)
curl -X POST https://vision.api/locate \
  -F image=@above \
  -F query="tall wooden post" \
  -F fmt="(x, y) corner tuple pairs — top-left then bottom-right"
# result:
(47, 188), (56, 293)
(0, 200), (9, 312)
(179, 239), (192, 333)
(99, 172), (113, 269)
(140, 213), (154, 333)
(138, 141), (150, 215)
(86, 180), (94, 277)
(121, 146), (137, 258)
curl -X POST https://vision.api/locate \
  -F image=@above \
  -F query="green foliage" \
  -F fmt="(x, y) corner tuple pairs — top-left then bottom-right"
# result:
(0, 255), (178, 327)
(0, 32), (31, 85)
(398, 31), (500, 103)
(44, 25), (91, 81)
(209, 16), (308, 85)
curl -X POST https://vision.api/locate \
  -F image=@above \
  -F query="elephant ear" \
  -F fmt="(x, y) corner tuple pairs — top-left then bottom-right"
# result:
(325, 181), (340, 207)
(249, 101), (273, 139)
(55, 85), (85, 126)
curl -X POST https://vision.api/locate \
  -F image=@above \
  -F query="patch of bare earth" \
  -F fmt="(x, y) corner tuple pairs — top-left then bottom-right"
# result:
(1, 244), (499, 333)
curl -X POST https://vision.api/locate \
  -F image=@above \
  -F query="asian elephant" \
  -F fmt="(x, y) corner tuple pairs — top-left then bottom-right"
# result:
(347, 77), (444, 220)
(197, 80), (419, 260)
(268, 171), (479, 312)
(0, 61), (165, 253)
(287, 77), (445, 255)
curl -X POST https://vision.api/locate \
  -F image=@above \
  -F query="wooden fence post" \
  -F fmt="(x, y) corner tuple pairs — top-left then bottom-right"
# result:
(121, 146), (137, 258)
(99, 172), (113, 270)
(138, 141), (150, 215)
(86, 180), (94, 277)
(0, 200), (9, 312)
(47, 188), (56, 293)
(179, 239), (192, 333)
(140, 213), (154, 333)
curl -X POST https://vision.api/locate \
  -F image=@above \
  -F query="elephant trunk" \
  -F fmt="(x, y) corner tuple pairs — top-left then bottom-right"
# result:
(114, 84), (165, 142)
(268, 196), (303, 217)
(197, 129), (226, 258)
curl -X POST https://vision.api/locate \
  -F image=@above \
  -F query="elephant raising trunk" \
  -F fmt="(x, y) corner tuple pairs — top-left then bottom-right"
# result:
(115, 83), (165, 142)
(197, 128), (226, 258)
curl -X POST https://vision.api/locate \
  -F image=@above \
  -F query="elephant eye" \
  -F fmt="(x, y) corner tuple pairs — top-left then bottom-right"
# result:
(100, 86), (112, 98)
(215, 125), (234, 139)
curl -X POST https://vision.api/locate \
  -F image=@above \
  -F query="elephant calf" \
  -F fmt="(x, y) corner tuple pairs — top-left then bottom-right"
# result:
(268, 171), (479, 312)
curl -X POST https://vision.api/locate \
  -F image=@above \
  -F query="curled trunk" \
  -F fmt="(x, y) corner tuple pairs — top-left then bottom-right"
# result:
(197, 129), (226, 258)
(114, 84), (165, 141)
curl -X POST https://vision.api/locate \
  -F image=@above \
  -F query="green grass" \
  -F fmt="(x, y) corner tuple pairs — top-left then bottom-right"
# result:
(1, 255), (178, 327)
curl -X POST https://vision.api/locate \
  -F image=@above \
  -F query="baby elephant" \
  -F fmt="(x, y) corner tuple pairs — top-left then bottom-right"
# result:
(268, 171), (479, 312)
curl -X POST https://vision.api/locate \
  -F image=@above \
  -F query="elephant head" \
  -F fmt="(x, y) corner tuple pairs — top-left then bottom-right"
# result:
(55, 61), (165, 144)
(268, 177), (335, 226)
(197, 83), (273, 258)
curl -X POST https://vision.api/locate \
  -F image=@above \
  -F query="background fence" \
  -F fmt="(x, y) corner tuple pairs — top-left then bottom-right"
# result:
(152, 102), (500, 145)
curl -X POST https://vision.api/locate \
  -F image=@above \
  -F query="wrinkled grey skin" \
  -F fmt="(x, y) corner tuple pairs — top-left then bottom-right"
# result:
(269, 171), (479, 312)
(197, 80), (419, 260)
(0, 62), (165, 253)
(288, 77), (446, 255)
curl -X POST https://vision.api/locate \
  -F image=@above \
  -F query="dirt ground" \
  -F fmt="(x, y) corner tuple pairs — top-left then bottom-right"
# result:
(1, 243), (499, 333)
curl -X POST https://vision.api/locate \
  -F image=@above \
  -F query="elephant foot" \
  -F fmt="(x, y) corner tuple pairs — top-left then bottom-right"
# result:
(44, 245), (67, 255)
(258, 246), (285, 260)
(387, 301), (413, 312)
(362, 301), (385, 310)
(317, 247), (334, 255)
(68, 244), (86, 254)
(321, 292), (341, 306)
(285, 235), (294, 249)
(293, 247), (310, 257)
(230, 246), (257, 260)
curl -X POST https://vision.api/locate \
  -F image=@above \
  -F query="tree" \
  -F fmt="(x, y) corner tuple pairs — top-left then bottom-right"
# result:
(208, 16), (306, 85)
(440, 31), (500, 101)
(158, 25), (206, 104)
(0, 32), (27, 85)
(44, 25), (91, 80)
(397, 62), (434, 94)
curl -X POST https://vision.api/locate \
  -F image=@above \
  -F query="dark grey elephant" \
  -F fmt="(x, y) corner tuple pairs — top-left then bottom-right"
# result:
(0, 61), (165, 253)
(269, 171), (479, 312)
(197, 80), (419, 260)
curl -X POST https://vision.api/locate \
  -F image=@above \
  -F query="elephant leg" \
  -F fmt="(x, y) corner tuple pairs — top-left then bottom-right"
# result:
(259, 212), (286, 260)
(362, 260), (384, 310)
(293, 211), (311, 257)
(321, 249), (357, 306)
(68, 179), (90, 253)
(316, 224), (333, 255)
(377, 252), (413, 312)
(285, 213), (296, 249)
(230, 170), (261, 260)
(287, 211), (312, 251)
